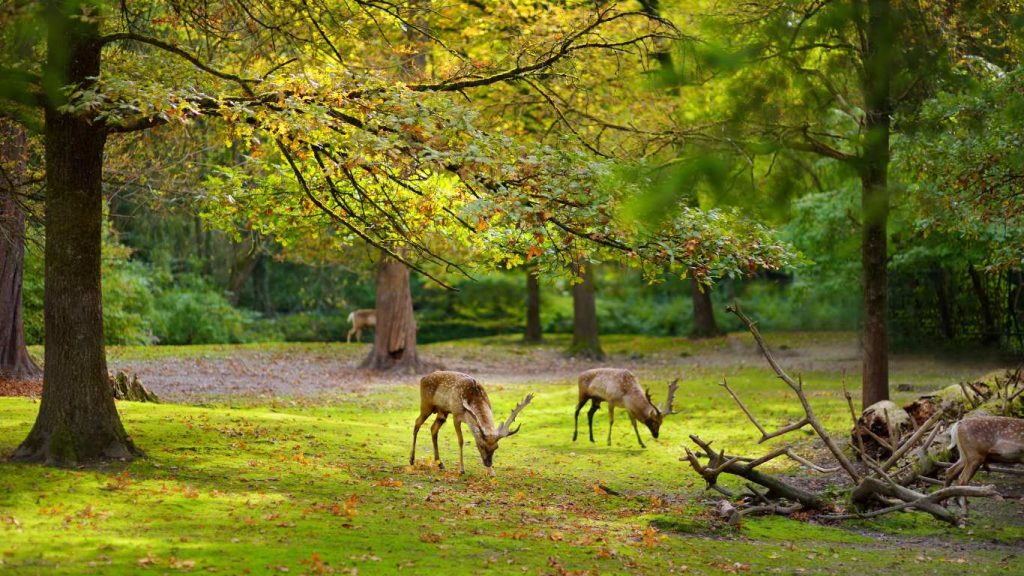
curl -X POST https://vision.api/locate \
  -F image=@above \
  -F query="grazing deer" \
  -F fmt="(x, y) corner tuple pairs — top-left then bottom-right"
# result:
(346, 309), (376, 343)
(573, 368), (679, 448)
(410, 371), (534, 476)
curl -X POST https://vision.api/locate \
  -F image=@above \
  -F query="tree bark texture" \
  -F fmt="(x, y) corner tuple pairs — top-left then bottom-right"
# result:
(570, 262), (604, 359)
(860, 0), (894, 408)
(524, 267), (543, 343)
(361, 257), (420, 372)
(0, 118), (41, 379)
(690, 280), (722, 338)
(13, 6), (139, 464)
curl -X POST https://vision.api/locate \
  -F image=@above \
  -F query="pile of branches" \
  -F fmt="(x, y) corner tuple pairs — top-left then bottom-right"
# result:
(682, 305), (1003, 526)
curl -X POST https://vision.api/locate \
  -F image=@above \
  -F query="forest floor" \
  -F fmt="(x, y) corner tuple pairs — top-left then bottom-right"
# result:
(1, 332), (1022, 575)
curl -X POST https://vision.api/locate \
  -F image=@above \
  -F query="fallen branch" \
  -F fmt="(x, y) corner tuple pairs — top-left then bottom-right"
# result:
(684, 435), (828, 510)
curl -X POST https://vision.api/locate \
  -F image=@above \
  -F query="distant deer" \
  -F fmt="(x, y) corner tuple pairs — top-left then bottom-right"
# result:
(346, 309), (376, 343)
(945, 416), (1024, 497)
(573, 368), (679, 448)
(410, 371), (534, 476)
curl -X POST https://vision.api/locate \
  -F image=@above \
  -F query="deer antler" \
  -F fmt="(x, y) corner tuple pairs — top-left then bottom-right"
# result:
(659, 379), (680, 416)
(497, 393), (535, 438)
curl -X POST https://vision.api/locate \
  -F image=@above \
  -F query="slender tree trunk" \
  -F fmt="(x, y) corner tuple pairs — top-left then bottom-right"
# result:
(524, 267), (543, 343)
(935, 267), (955, 341)
(226, 237), (260, 306)
(0, 118), (41, 379)
(967, 265), (998, 345)
(361, 257), (419, 372)
(13, 6), (139, 464)
(690, 279), (722, 338)
(860, 0), (894, 408)
(570, 261), (604, 359)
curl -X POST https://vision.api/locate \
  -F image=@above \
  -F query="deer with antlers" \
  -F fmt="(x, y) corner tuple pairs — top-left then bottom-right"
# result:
(410, 371), (534, 476)
(573, 368), (679, 448)
(346, 309), (376, 343)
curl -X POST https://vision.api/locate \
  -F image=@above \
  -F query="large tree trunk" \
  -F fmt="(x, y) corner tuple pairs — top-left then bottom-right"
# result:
(13, 8), (139, 464)
(860, 0), (894, 408)
(0, 118), (41, 380)
(570, 262), (604, 359)
(690, 279), (722, 338)
(524, 267), (543, 343)
(361, 257), (420, 372)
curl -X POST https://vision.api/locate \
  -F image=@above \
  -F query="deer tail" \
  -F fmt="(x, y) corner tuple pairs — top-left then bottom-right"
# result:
(947, 421), (960, 451)
(347, 311), (355, 324)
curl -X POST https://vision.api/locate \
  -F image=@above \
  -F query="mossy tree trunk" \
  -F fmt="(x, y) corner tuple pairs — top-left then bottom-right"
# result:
(12, 4), (139, 464)
(0, 118), (41, 380)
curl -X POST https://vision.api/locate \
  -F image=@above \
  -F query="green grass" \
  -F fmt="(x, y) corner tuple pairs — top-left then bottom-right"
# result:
(2, 335), (1021, 575)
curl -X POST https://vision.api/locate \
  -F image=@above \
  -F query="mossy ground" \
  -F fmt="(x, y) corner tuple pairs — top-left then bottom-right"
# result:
(3, 334), (1022, 575)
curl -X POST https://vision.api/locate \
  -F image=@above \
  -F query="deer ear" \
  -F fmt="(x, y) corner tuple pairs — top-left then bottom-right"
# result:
(462, 400), (481, 424)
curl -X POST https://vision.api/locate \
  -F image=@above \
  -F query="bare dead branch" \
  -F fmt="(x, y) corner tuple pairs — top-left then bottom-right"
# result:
(726, 303), (861, 482)
(881, 408), (946, 471)
(722, 379), (811, 442)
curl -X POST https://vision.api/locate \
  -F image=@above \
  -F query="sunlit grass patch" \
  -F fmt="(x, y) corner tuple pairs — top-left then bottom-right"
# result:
(1, 335), (1021, 575)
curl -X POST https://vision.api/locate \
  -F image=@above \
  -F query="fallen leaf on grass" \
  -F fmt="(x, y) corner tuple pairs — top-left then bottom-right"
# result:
(420, 532), (443, 544)
(168, 556), (196, 570)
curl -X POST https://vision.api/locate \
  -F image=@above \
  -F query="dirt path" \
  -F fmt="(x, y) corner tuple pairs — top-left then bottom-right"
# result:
(99, 334), (1014, 403)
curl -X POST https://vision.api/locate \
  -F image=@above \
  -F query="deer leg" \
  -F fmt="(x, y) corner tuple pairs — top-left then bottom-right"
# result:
(356, 328), (362, 343)
(347, 327), (354, 344)
(607, 404), (615, 446)
(957, 457), (985, 517)
(573, 397), (589, 442)
(944, 458), (965, 487)
(630, 415), (646, 449)
(430, 413), (447, 469)
(454, 417), (466, 474)
(587, 399), (601, 443)
(410, 408), (432, 465)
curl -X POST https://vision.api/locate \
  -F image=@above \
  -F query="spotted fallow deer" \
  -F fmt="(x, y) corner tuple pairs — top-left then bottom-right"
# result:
(945, 416), (1024, 486)
(944, 416), (1024, 514)
(410, 371), (534, 476)
(573, 368), (679, 448)
(346, 309), (376, 343)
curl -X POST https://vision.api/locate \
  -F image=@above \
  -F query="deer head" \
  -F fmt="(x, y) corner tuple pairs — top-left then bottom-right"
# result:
(643, 379), (680, 438)
(462, 393), (535, 472)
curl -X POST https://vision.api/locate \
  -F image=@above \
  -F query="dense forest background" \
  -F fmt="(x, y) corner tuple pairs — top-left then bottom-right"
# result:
(18, 186), (1020, 351)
